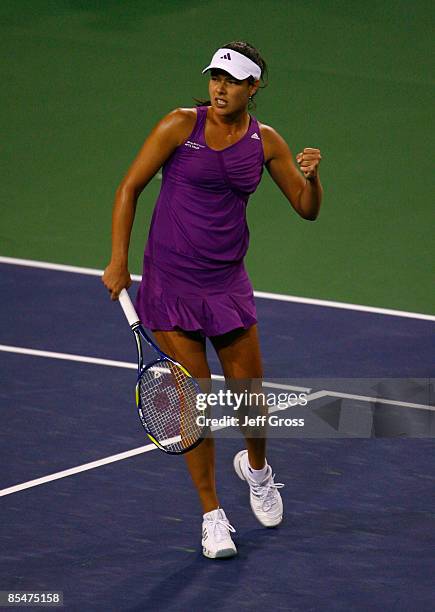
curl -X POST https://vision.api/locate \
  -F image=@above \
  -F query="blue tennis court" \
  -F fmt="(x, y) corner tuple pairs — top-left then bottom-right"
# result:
(1, 259), (434, 611)
(2, 1), (434, 608)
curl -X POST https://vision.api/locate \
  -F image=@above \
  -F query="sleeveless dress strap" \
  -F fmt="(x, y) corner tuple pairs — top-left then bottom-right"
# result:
(189, 106), (208, 143)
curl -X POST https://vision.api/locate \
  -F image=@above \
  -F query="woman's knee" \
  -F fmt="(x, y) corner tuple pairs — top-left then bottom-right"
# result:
(211, 326), (264, 380)
(153, 329), (211, 381)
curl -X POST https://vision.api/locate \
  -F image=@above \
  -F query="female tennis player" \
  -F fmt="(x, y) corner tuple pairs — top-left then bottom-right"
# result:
(102, 41), (322, 558)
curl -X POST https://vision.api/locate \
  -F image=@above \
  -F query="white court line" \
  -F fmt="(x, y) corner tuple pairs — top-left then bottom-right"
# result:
(6, 342), (430, 409)
(0, 256), (433, 498)
(1, 255), (434, 321)
(254, 290), (435, 321)
(0, 445), (156, 497)
(0, 256), (128, 279)
(1, 384), (433, 498)
(305, 389), (435, 412)
(0, 344), (312, 393)
(0, 343), (432, 498)
(0, 344), (137, 370)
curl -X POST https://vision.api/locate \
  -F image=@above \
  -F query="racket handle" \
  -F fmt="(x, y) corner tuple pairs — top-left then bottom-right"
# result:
(119, 289), (141, 328)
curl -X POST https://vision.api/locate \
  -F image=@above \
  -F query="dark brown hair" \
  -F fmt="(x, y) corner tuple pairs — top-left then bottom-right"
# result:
(195, 40), (268, 109)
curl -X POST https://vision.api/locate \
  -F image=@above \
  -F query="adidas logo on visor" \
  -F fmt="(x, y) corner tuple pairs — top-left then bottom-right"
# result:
(220, 52), (232, 60)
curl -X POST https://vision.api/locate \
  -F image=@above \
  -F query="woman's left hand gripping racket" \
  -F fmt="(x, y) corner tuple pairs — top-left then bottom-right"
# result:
(118, 289), (205, 455)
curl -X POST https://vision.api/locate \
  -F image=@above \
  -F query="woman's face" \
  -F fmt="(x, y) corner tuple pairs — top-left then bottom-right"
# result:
(208, 69), (258, 115)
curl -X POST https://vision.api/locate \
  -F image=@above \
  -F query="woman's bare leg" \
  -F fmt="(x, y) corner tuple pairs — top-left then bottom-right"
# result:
(153, 330), (218, 514)
(210, 325), (266, 469)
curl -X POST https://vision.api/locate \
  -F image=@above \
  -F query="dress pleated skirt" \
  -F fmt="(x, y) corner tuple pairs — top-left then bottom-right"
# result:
(135, 254), (257, 337)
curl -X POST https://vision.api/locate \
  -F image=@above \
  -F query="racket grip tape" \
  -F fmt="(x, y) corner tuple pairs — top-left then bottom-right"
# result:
(119, 289), (141, 328)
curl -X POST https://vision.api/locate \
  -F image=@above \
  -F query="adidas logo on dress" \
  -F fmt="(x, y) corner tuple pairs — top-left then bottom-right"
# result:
(251, 133), (260, 140)
(220, 52), (231, 60)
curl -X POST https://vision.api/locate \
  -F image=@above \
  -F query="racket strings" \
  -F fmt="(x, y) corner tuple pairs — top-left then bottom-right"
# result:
(138, 359), (202, 453)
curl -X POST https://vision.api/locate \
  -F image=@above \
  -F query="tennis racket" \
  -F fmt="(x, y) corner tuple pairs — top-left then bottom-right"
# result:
(118, 288), (205, 454)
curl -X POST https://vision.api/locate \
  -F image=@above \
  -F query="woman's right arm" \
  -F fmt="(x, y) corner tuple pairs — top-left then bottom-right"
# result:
(102, 108), (196, 299)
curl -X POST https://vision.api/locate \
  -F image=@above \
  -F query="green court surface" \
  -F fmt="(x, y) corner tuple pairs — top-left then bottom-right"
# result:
(1, 1), (434, 314)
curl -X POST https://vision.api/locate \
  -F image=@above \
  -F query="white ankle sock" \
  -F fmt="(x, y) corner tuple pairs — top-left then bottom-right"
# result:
(203, 508), (222, 520)
(247, 460), (268, 483)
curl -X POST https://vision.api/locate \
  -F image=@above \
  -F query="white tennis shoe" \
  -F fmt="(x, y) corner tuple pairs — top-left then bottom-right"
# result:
(233, 450), (284, 527)
(202, 508), (237, 559)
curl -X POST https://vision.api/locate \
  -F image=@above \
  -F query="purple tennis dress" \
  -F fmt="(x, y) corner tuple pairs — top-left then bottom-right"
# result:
(135, 105), (264, 336)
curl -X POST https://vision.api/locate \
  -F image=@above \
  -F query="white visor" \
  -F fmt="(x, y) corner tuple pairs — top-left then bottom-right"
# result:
(202, 48), (261, 81)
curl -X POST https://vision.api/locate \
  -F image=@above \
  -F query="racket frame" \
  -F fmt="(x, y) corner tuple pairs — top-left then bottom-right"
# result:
(119, 289), (205, 454)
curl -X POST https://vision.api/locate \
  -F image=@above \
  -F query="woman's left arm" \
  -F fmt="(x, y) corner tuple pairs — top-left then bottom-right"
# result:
(260, 124), (323, 220)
